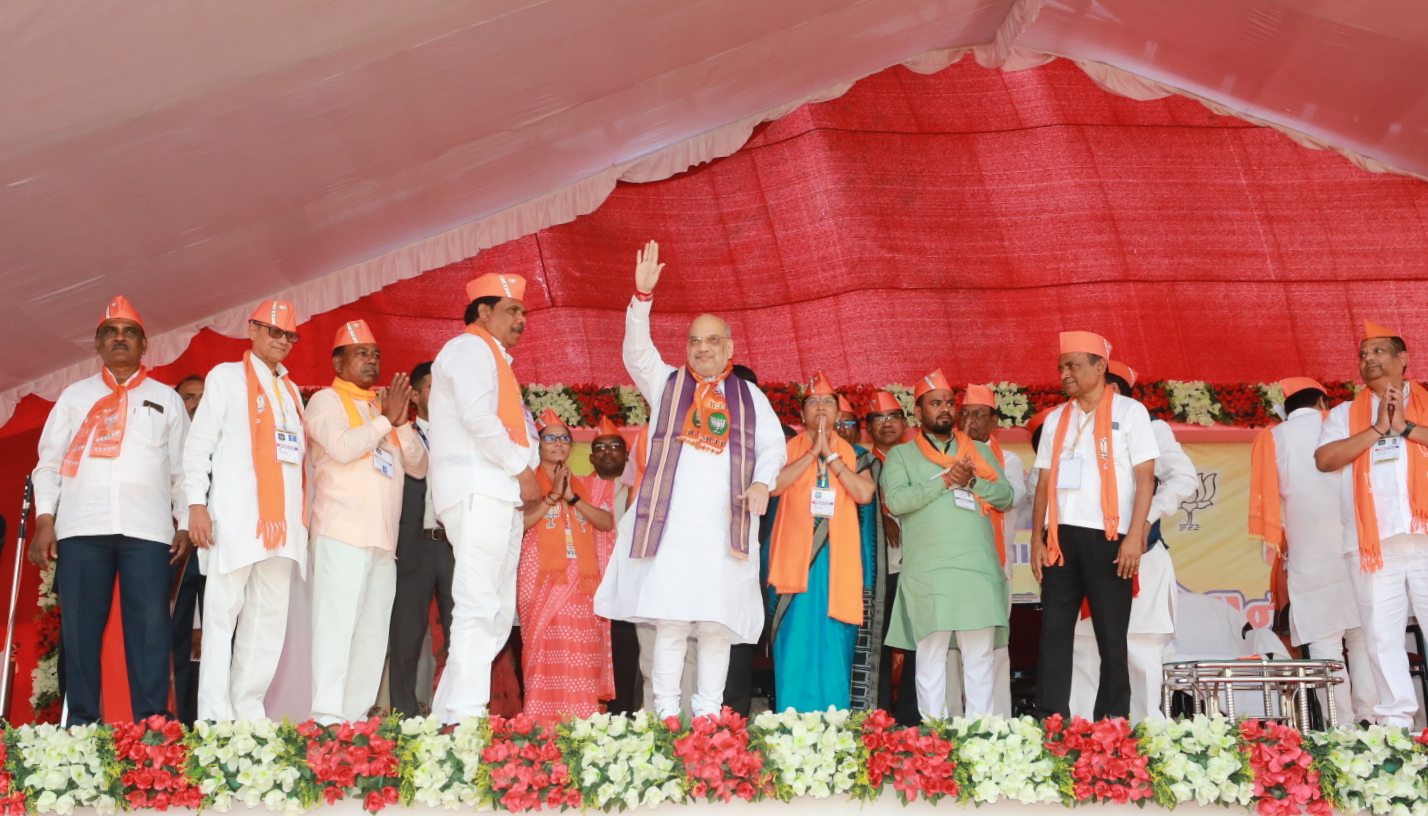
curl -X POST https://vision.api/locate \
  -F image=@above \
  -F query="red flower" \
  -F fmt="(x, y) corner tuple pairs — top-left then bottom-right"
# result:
(1043, 716), (1151, 803)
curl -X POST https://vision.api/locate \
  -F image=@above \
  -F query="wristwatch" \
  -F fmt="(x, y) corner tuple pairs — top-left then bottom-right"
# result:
(1404, 421), (1418, 439)
(567, 493), (581, 506)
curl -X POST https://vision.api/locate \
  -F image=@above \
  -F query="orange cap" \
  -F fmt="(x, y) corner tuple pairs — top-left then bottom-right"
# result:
(466, 274), (527, 302)
(98, 296), (145, 331)
(1364, 320), (1397, 340)
(837, 395), (854, 415)
(595, 416), (621, 438)
(1060, 331), (1111, 358)
(333, 319), (377, 349)
(963, 384), (997, 408)
(537, 408), (564, 430)
(807, 372), (836, 396)
(1027, 406), (1056, 434)
(251, 300), (298, 333)
(1279, 377), (1326, 399)
(1107, 360), (1137, 388)
(914, 369), (952, 401)
(871, 391), (903, 414)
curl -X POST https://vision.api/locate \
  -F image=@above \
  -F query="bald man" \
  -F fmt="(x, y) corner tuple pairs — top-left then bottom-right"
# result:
(595, 241), (787, 719)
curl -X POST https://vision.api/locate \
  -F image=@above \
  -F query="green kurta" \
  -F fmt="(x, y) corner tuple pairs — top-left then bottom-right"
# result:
(881, 435), (1014, 650)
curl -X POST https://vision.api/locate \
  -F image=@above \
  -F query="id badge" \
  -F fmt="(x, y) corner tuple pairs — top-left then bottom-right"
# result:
(811, 488), (837, 518)
(1372, 436), (1403, 464)
(275, 429), (301, 465)
(1056, 455), (1083, 489)
(372, 446), (396, 477)
(564, 527), (577, 560)
(953, 488), (976, 511)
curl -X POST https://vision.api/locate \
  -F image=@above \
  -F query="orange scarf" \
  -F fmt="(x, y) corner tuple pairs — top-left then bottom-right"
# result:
(1045, 386), (1118, 565)
(913, 431), (1004, 564)
(1348, 382), (1428, 572)
(631, 425), (650, 493)
(331, 377), (400, 455)
(246, 352), (304, 549)
(1248, 427), (1284, 549)
(61, 366), (149, 477)
(534, 467), (599, 594)
(986, 434), (1011, 565)
(768, 434), (863, 625)
(680, 362), (732, 454)
(464, 324), (531, 448)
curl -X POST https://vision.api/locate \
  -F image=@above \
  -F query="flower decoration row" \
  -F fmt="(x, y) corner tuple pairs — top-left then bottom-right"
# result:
(9, 710), (1428, 816)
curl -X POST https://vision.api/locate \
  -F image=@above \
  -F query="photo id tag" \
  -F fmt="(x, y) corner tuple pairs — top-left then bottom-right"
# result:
(372, 446), (396, 477)
(811, 488), (837, 518)
(953, 488), (976, 511)
(1372, 436), (1404, 464)
(1056, 454), (1083, 489)
(275, 429), (301, 465)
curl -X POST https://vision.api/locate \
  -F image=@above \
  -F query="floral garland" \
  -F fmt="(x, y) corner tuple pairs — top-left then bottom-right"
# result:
(398, 716), (489, 810)
(1043, 714), (1153, 805)
(559, 712), (683, 811)
(111, 716), (203, 811)
(1139, 714), (1255, 807)
(668, 709), (770, 803)
(12, 722), (122, 814)
(295, 718), (402, 812)
(858, 710), (958, 804)
(0, 726), (27, 816)
(1239, 719), (1330, 816)
(481, 713), (579, 812)
(28, 565), (61, 723)
(1308, 724), (1428, 816)
(947, 715), (1061, 805)
(747, 709), (861, 801)
(186, 718), (311, 813)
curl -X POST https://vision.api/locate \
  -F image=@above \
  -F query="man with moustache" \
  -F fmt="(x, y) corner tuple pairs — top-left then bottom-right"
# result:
(305, 320), (426, 723)
(595, 240), (787, 719)
(30, 296), (191, 725)
(185, 300), (308, 721)
(428, 274), (543, 723)
(588, 416), (641, 713)
(177, 376), (205, 419)
(835, 397), (864, 450)
(882, 370), (1014, 718)
(1031, 332), (1158, 721)
(1316, 321), (1428, 727)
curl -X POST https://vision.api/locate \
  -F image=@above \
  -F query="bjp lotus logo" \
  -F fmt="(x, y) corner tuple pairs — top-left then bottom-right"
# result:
(1178, 471), (1218, 531)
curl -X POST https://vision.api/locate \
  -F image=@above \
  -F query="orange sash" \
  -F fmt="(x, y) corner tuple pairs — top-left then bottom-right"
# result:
(1348, 382), (1428, 572)
(61, 366), (149, 477)
(1248, 427), (1284, 549)
(464, 324), (531, 448)
(246, 352), (304, 549)
(913, 431), (1004, 563)
(331, 377), (400, 455)
(768, 434), (863, 625)
(534, 468), (599, 594)
(680, 362), (732, 454)
(1044, 386), (1118, 565)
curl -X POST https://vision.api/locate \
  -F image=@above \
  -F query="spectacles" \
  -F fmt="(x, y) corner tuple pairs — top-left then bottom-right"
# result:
(591, 442), (624, 452)
(688, 335), (730, 348)
(251, 320), (299, 343)
(833, 421), (859, 430)
(540, 434), (572, 444)
(868, 413), (905, 424)
(957, 408), (994, 418)
(804, 395), (838, 407)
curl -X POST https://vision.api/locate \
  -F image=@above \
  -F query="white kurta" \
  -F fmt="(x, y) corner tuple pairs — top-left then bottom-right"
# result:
(182, 356), (307, 576)
(593, 298), (786, 645)
(1275, 407), (1361, 644)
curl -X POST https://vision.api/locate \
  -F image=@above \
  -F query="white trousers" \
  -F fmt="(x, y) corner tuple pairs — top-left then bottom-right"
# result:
(1306, 628), (1377, 724)
(636, 622), (695, 714)
(650, 619), (730, 719)
(1072, 632), (1169, 724)
(1346, 536), (1428, 727)
(431, 493), (521, 723)
(198, 557), (293, 720)
(309, 536), (397, 723)
(992, 646), (1013, 717)
(916, 628), (996, 720)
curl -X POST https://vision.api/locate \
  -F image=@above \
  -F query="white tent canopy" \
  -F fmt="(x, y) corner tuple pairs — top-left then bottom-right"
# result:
(1, 0), (1424, 424)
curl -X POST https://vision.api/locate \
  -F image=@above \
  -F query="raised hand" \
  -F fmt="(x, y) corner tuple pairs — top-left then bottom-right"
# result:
(635, 240), (665, 294)
(1386, 384), (1407, 434)
(1375, 384), (1394, 433)
(381, 373), (412, 426)
(948, 454), (975, 487)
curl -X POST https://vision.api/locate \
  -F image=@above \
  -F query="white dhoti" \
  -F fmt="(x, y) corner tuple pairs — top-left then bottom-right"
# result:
(1346, 535), (1428, 728)
(916, 627), (996, 719)
(1071, 543), (1175, 722)
(649, 619), (731, 718)
(636, 622), (695, 714)
(198, 557), (294, 720)
(309, 535), (397, 723)
(431, 493), (521, 723)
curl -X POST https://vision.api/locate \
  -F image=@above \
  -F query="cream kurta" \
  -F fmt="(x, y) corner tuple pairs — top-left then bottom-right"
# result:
(183, 356), (308, 575)
(593, 298), (786, 644)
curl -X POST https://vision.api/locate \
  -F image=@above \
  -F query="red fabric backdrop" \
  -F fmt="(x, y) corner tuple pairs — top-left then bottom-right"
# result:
(2, 58), (1427, 721)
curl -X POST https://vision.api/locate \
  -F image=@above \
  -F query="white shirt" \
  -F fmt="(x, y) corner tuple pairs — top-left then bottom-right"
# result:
(427, 333), (538, 512)
(1033, 393), (1160, 535)
(998, 447), (1027, 569)
(1318, 387), (1416, 552)
(182, 356), (308, 575)
(1147, 420), (1198, 525)
(413, 417), (438, 530)
(33, 371), (189, 544)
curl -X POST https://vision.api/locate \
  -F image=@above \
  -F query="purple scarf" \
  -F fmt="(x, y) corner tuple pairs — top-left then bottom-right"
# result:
(629, 367), (757, 559)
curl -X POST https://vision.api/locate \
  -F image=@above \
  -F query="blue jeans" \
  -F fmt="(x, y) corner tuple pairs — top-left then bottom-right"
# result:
(56, 534), (173, 725)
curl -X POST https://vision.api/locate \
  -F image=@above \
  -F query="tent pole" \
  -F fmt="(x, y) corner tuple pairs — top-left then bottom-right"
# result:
(1, 477), (33, 719)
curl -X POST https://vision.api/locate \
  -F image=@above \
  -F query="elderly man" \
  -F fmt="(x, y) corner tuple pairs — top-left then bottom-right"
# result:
(30, 297), (190, 726)
(1068, 362), (1197, 723)
(882, 370), (1014, 718)
(1251, 377), (1374, 722)
(595, 240), (786, 719)
(1031, 332), (1158, 720)
(427, 274), (543, 723)
(186, 300), (308, 721)
(305, 320), (426, 723)
(835, 397), (863, 449)
(1316, 321), (1428, 728)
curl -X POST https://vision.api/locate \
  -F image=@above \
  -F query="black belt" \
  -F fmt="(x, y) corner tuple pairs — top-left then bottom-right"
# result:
(422, 528), (447, 541)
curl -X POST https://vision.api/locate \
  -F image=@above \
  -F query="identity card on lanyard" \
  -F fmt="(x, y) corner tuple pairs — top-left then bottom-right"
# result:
(811, 460), (836, 518)
(1373, 436), (1404, 464)
(372, 445), (397, 477)
(276, 429), (301, 465)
